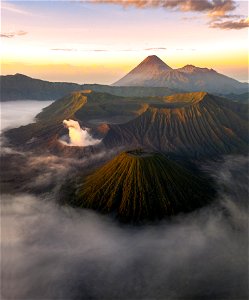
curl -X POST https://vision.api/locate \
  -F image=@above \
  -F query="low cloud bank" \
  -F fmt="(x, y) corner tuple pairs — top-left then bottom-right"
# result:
(1, 155), (248, 299)
(0, 100), (53, 133)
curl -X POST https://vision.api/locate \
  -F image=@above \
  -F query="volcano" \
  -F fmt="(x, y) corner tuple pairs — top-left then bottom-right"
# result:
(113, 55), (248, 94)
(5, 90), (248, 158)
(73, 150), (215, 222)
(113, 55), (172, 87)
(103, 92), (248, 157)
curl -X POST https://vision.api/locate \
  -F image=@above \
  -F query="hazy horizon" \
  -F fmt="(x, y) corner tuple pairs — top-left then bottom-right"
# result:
(2, 53), (249, 85)
(1, 0), (248, 84)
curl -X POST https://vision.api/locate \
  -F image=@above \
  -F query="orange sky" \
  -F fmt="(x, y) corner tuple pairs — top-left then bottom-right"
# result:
(1, 0), (248, 83)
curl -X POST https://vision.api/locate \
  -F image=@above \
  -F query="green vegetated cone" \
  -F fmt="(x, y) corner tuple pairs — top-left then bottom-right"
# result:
(74, 150), (215, 222)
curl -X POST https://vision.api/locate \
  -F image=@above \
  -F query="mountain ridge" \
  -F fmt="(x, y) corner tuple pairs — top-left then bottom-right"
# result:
(113, 55), (248, 94)
(0, 73), (179, 101)
(4, 90), (248, 158)
(103, 92), (248, 157)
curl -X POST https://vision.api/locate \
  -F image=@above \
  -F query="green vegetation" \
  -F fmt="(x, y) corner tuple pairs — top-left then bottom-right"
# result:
(73, 151), (215, 222)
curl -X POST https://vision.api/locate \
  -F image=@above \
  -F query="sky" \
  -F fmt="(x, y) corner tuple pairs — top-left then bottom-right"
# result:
(1, 0), (248, 84)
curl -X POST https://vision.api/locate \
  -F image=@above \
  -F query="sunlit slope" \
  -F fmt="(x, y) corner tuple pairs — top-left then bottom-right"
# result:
(74, 150), (214, 222)
(36, 90), (154, 124)
(5, 91), (89, 145)
(5, 90), (155, 146)
(5, 90), (248, 158)
(36, 91), (88, 121)
(113, 55), (248, 94)
(103, 92), (248, 157)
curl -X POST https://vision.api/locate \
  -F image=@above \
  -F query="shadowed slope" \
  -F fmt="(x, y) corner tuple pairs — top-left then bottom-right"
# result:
(74, 150), (215, 222)
(103, 92), (248, 157)
(0, 73), (178, 101)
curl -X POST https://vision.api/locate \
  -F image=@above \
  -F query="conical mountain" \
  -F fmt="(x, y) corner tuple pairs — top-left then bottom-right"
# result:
(103, 92), (248, 157)
(113, 55), (172, 87)
(74, 150), (214, 222)
(113, 55), (248, 94)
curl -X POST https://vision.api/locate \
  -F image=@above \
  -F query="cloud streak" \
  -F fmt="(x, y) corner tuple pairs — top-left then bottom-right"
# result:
(51, 47), (167, 52)
(51, 48), (109, 52)
(50, 48), (77, 52)
(90, 0), (237, 14)
(210, 17), (249, 29)
(0, 30), (27, 38)
(89, 0), (248, 30)
(144, 47), (167, 50)
(1, 2), (30, 15)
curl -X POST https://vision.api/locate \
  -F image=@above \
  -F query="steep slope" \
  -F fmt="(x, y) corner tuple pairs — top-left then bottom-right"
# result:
(113, 56), (248, 94)
(4, 90), (162, 148)
(103, 92), (248, 157)
(5, 90), (248, 158)
(5, 91), (89, 147)
(36, 90), (154, 125)
(113, 55), (173, 87)
(73, 150), (215, 222)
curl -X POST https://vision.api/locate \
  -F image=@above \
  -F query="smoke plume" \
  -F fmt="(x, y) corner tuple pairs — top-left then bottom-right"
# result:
(62, 119), (101, 147)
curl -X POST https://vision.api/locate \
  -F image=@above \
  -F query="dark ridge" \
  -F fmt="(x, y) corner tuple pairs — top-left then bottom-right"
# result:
(0, 73), (179, 101)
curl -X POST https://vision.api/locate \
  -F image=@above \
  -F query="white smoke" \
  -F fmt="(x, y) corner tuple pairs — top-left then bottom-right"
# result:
(62, 119), (101, 147)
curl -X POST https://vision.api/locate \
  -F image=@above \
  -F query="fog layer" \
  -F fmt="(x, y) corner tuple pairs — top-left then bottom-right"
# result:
(0, 100), (53, 133)
(1, 155), (248, 300)
(1, 101), (248, 300)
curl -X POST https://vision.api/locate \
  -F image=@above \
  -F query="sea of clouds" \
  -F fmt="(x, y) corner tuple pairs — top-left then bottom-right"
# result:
(1, 101), (248, 300)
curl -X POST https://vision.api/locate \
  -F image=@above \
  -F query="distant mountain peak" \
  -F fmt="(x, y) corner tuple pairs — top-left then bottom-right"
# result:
(178, 65), (216, 74)
(143, 54), (167, 63)
(113, 55), (172, 86)
(182, 64), (196, 69)
(14, 73), (29, 78)
(137, 55), (172, 71)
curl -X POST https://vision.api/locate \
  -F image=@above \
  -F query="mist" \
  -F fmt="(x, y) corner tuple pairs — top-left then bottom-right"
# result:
(1, 101), (248, 300)
(0, 100), (53, 133)
(1, 155), (248, 300)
